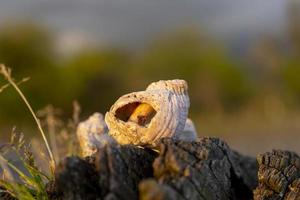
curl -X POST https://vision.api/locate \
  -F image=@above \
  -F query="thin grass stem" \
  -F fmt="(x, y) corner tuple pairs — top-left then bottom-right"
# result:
(0, 64), (55, 175)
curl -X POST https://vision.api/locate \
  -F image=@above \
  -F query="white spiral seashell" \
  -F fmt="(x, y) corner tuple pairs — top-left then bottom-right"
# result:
(105, 79), (190, 145)
(76, 112), (114, 156)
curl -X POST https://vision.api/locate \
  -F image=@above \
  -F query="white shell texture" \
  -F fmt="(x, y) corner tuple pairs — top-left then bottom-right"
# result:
(178, 118), (198, 142)
(105, 79), (190, 145)
(77, 112), (114, 156)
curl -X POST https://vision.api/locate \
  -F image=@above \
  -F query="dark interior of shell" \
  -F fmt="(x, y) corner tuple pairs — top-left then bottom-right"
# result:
(115, 102), (157, 127)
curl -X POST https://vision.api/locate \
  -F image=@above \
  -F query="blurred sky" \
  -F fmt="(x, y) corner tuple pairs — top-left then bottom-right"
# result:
(0, 0), (287, 52)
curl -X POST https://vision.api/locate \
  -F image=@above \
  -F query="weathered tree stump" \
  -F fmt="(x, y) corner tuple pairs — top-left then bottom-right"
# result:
(48, 137), (300, 200)
(254, 150), (300, 200)
(54, 144), (156, 200)
(139, 138), (257, 200)
(53, 137), (261, 200)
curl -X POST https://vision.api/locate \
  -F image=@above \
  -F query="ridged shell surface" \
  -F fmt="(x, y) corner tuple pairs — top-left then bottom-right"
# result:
(77, 112), (113, 156)
(105, 79), (190, 145)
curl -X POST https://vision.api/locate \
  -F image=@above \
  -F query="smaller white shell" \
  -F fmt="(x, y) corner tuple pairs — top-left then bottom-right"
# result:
(105, 79), (190, 145)
(178, 118), (198, 142)
(76, 113), (114, 157)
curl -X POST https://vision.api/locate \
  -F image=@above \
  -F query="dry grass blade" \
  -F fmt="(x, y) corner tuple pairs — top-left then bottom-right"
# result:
(0, 64), (55, 175)
(37, 105), (62, 163)
(0, 77), (30, 93)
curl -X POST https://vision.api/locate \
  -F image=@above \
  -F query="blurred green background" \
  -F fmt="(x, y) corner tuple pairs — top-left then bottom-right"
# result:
(0, 0), (300, 155)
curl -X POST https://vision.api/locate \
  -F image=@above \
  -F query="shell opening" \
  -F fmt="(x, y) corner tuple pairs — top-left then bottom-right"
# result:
(115, 102), (157, 127)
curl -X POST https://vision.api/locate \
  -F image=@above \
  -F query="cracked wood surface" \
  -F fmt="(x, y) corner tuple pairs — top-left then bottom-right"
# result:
(53, 144), (156, 200)
(254, 150), (300, 200)
(18, 137), (299, 200)
(140, 138), (257, 200)
(50, 137), (260, 200)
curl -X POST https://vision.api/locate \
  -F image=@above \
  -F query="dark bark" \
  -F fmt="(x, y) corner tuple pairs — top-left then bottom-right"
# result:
(140, 138), (257, 200)
(1, 137), (299, 200)
(254, 150), (300, 200)
(54, 156), (100, 200)
(54, 144), (156, 200)
(51, 138), (300, 200)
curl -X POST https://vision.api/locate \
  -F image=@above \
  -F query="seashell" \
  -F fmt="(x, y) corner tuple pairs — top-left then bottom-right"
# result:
(105, 79), (190, 145)
(178, 118), (198, 142)
(77, 112), (115, 156)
